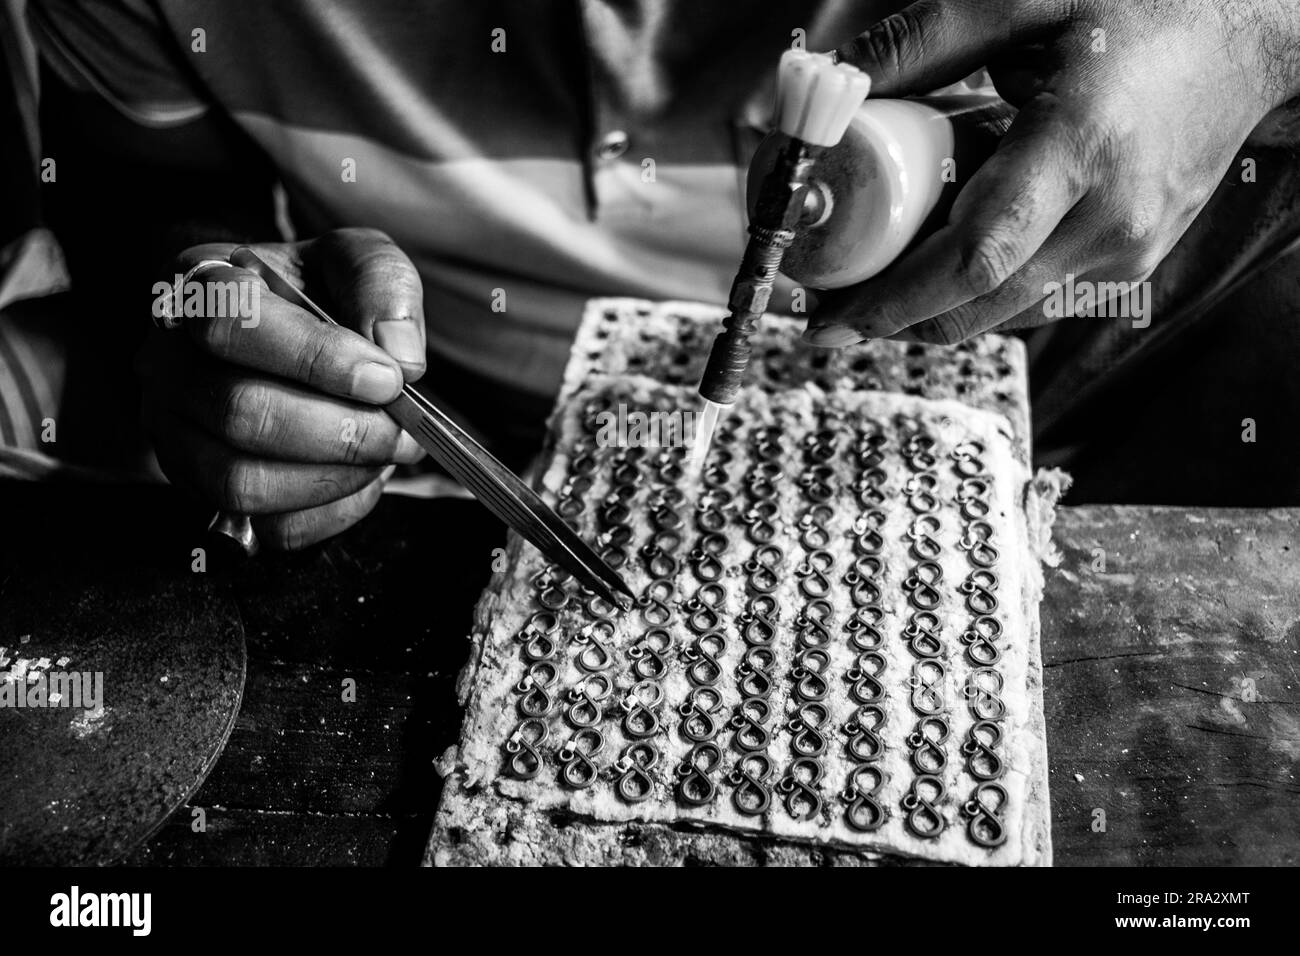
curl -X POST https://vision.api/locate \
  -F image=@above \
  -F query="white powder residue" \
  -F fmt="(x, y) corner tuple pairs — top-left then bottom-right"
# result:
(70, 704), (109, 739)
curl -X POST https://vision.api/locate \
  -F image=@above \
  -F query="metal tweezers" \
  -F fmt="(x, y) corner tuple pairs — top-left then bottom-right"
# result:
(225, 246), (635, 608)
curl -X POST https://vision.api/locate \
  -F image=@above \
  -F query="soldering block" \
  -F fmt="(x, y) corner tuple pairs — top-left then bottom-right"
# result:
(428, 299), (1058, 866)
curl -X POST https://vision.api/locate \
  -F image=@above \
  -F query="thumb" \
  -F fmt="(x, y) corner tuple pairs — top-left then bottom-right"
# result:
(304, 227), (427, 380)
(834, 0), (1020, 97)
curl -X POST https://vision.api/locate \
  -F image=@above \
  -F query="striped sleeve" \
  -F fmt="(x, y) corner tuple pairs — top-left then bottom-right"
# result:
(0, 301), (65, 476)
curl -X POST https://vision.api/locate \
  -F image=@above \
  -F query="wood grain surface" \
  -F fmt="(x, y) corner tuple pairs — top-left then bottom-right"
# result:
(1042, 507), (1300, 866)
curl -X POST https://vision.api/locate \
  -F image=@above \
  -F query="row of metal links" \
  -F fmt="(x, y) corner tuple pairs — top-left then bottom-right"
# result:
(502, 421), (595, 783)
(840, 422), (890, 832)
(775, 413), (843, 823)
(552, 399), (642, 791)
(671, 419), (730, 808)
(503, 396), (622, 787)
(608, 432), (690, 803)
(724, 419), (781, 815)
(899, 422), (949, 839)
(953, 439), (1009, 848)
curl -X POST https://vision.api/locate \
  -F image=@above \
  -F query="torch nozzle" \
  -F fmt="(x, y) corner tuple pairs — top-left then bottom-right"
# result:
(698, 325), (755, 407)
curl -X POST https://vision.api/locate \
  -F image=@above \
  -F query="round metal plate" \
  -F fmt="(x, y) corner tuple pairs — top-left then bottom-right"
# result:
(0, 482), (245, 865)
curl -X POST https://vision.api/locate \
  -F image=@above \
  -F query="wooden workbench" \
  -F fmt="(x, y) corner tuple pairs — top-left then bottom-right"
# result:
(10, 484), (1295, 865)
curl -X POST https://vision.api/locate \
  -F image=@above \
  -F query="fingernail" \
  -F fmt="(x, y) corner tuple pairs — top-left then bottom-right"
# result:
(374, 319), (424, 371)
(803, 325), (865, 348)
(352, 361), (402, 403)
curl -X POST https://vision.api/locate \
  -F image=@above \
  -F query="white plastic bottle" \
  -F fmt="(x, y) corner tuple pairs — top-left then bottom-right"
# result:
(747, 92), (1013, 289)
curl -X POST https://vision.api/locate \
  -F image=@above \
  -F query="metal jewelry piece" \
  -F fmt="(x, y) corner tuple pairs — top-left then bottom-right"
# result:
(901, 774), (947, 839)
(557, 728), (606, 789)
(963, 782), (1009, 848)
(675, 742), (723, 808)
(777, 757), (825, 822)
(841, 764), (888, 833)
(727, 753), (775, 816)
(504, 718), (550, 780)
(611, 742), (660, 803)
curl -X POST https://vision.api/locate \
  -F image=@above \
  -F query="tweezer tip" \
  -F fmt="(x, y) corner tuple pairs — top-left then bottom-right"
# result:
(608, 581), (636, 611)
(582, 572), (635, 613)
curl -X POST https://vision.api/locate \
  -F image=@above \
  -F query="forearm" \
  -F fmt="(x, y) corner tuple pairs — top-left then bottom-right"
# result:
(1246, 0), (1300, 145)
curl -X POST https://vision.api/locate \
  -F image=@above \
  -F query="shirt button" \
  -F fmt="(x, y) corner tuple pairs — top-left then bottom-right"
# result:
(595, 130), (630, 161)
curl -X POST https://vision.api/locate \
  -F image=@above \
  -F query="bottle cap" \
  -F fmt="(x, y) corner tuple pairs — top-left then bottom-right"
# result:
(774, 50), (871, 147)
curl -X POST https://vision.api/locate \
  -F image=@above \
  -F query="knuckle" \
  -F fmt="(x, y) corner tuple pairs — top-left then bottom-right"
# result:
(335, 226), (392, 247)
(1059, 110), (1105, 161)
(292, 330), (337, 388)
(1082, 114), (1132, 171)
(273, 514), (313, 552)
(1100, 197), (1164, 259)
(356, 241), (416, 286)
(852, 12), (914, 77)
(922, 313), (972, 346)
(342, 415), (374, 464)
(1113, 211), (1155, 247)
(311, 473), (353, 508)
(221, 382), (276, 447)
(959, 231), (1021, 296)
(1048, 134), (1095, 205)
(325, 228), (401, 274)
(222, 460), (270, 513)
(193, 314), (239, 357)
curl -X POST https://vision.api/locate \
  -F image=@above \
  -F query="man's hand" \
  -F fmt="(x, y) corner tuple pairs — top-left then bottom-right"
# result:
(139, 228), (428, 549)
(806, 0), (1300, 346)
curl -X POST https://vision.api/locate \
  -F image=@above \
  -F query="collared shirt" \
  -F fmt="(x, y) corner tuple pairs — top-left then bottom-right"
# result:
(24, 0), (883, 402)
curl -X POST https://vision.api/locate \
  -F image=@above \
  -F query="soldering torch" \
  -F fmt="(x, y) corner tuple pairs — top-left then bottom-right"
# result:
(691, 51), (1009, 464)
(692, 50), (871, 462)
